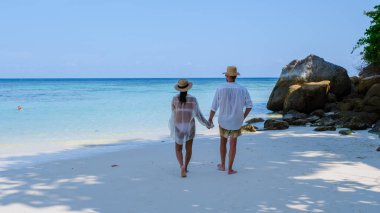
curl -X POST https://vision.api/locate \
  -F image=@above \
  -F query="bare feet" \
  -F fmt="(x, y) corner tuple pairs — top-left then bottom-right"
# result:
(180, 166), (187, 177)
(217, 164), (225, 171)
(228, 169), (237, 175)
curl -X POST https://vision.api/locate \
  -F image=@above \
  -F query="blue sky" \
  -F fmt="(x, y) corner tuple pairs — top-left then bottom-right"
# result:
(0, 0), (379, 78)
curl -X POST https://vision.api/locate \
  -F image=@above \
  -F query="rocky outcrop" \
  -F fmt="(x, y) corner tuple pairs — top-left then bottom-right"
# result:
(264, 120), (289, 130)
(362, 83), (380, 113)
(337, 98), (364, 112)
(284, 81), (330, 113)
(359, 63), (380, 78)
(336, 111), (380, 130)
(267, 55), (351, 111)
(266, 55), (380, 133)
(283, 84), (304, 112)
(343, 117), (371, 130)
(357, 75), (380, 94)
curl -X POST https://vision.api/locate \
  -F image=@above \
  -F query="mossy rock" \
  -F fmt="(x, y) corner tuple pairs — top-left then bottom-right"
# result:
(339, 129), (354, 135)
(241, 124), (257, 133)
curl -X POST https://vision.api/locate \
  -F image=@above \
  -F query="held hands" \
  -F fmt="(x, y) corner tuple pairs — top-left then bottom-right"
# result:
(207, 119), (214, 129)
(207, 111), (216, 130)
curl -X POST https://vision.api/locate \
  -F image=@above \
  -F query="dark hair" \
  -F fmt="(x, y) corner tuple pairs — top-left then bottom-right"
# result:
(179, 91), (187, 104)
(226, 75), (237, 82)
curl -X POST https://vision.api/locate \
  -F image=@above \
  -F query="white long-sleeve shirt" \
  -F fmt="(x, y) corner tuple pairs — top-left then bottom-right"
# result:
(169, 94), (209, 144)
(211, 82), (253, 130)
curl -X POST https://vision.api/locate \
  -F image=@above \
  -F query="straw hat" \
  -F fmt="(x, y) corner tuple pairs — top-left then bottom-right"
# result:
(174, 78), (193, 92)
(223, 66), (240, 76)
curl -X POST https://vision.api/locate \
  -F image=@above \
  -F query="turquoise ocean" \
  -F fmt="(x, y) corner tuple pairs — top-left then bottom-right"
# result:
(0, 78), (276, 162)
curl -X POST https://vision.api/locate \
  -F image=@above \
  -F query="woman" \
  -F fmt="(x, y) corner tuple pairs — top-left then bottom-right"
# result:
(169, 79), (211, 177)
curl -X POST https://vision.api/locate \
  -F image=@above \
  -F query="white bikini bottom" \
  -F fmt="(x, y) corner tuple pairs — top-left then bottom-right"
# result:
(175, 123), (191, 134)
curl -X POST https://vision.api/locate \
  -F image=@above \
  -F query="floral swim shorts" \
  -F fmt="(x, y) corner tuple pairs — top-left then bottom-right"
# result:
(219, 126), (242, 139)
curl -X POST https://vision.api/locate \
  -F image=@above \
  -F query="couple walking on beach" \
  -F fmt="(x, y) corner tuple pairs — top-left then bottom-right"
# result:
(169, 66), (253, 177)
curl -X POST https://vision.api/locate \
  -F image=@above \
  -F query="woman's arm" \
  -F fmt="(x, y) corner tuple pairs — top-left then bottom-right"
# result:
(194, 98), (211, 129)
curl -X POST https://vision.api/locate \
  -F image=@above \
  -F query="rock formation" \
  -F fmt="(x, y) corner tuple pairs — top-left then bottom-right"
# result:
(359, 63), (380, 78)
(264, 55), (380, 134)
(267, 55), (351, 111)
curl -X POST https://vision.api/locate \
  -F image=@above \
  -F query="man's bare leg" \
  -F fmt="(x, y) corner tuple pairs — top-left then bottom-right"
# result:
(175, 143), (186, 177)
(218, 136), (228, 171)
(184, 139), (193, 172)
(228, 137), (237, 174)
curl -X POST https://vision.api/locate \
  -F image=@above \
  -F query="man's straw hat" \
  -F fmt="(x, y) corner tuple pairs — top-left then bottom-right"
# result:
(174, 78), (193, 92)
(223, 66), (240, 76)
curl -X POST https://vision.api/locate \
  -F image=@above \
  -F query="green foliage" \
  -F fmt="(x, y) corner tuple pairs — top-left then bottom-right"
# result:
(352, 5), (380, 65)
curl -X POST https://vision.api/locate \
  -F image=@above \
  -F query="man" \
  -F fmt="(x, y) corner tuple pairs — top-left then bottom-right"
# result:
(208, 66), (252, 175)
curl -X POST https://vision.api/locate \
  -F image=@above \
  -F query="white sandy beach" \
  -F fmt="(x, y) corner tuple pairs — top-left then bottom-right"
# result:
(0, 127), (380, 213)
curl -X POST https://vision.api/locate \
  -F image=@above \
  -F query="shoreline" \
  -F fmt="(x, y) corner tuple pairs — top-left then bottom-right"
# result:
(1, 125), (378, 172)
(0, 128), (220, 172)
(1, 126), (379, 212)
(0, 112), (279, 169)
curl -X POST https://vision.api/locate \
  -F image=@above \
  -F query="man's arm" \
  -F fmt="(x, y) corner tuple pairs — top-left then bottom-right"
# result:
(243, 88), (253, 119)
(243, 108), (252, 119)
(208, 110), (216, 124)
(209, 88), (219, 125)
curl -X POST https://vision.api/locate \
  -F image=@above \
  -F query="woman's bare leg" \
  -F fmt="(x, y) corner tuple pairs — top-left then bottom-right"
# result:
(175, 143), (186, 177)
(175, 143), (183, 167)
(184, 139), (193, 172)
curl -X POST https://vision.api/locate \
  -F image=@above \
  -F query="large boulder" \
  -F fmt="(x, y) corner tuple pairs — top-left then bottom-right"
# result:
(359, 63), (380, 78)
(337, 98), (364, 112)
(283, 85), (305, 112)
(267, 55), (351, 111)
(264, 120), (289, 130)
(283, 81), (330, 113)
(324, 102), (339, 112)
(362, 83), (380, 113)
(357, 75), (380, 94)
(350, 76), (360, 85)
(327, 93), (337, 103)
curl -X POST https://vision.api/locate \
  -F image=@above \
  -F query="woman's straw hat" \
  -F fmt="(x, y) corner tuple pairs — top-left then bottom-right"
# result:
(223, 66), (240, 76)
(174, 78), (193, 92)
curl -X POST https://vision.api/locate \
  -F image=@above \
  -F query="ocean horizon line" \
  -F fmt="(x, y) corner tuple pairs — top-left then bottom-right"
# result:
(0, 77), (278, 80)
